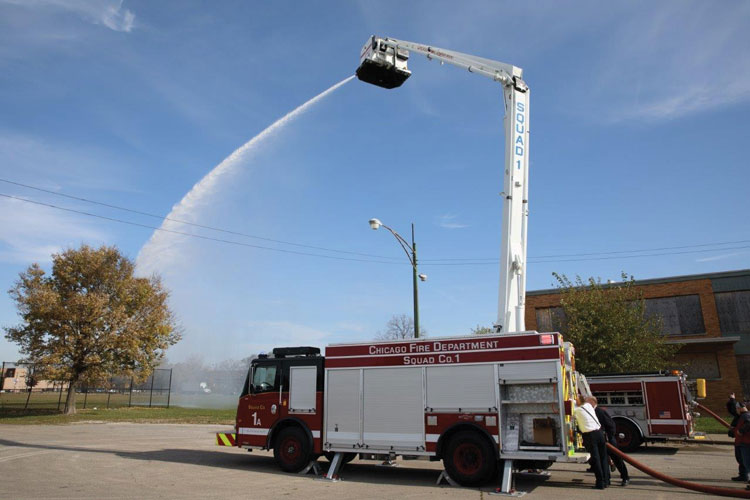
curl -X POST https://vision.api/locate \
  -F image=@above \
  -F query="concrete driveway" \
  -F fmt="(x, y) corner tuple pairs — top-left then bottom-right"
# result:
(0, 423), (742, 499)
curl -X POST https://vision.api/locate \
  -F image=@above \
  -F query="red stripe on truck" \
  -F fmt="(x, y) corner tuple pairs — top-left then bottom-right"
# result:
(326, 333), (557, 358)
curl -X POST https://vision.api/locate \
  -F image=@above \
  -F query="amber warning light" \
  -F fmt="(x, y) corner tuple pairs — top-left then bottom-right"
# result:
(539, 334), (556, 345)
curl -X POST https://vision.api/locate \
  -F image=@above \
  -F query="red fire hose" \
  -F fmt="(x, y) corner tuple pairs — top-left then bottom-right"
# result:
(606, 443), (750, 498)
(696, 402), (732, 429)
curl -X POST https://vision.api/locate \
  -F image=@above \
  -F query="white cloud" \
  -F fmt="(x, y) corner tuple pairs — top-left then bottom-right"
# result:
(240, 320), (332, 354)
(437, 214), (468, 229)
(695, 252), (747, 263)
(334, 321), (366, 333)
(1, 0), (135, 32)
(0, 196), (108, 264)
(0, 131), (137, 192)
(588, 2), (750, 122)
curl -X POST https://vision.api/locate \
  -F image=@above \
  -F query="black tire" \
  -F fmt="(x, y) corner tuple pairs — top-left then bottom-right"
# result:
(273, 427), (312, 472)
(323, 451), (357, 464)
(614, 419), (642, 453)
(443, 431), (496, 486)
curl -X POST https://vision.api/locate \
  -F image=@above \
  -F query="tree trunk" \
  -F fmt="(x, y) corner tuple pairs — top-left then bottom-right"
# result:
(64, 379), (78, 415)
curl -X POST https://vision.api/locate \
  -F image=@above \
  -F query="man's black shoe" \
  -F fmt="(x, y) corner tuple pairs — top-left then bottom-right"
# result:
(593, 485), (605, 490)
(621, 479), (630, 486)
(731, 475), (748, 481)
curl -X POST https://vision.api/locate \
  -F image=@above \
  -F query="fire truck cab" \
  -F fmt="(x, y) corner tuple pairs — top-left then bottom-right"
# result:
(226, 332), (589, 486)
(236, 347), (324, 472)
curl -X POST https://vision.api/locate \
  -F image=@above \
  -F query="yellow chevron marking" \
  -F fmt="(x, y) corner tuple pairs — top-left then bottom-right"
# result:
(217, 433), (232, 446)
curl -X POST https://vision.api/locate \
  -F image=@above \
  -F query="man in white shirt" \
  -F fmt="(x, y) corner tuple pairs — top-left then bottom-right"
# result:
(574, 395), (608, 489)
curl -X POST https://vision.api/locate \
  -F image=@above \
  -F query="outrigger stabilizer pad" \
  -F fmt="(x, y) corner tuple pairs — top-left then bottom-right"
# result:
(436, 470), (459, 486)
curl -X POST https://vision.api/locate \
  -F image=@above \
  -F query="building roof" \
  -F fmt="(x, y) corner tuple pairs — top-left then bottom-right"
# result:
(527, 269), (750, 296)
(664, 336), (740, 345)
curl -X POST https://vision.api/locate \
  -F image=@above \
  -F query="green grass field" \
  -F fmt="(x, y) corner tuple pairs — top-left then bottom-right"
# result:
(0, 390), (170, 409)
(0, 406), (236, 425)
(694, 415), (732, 435)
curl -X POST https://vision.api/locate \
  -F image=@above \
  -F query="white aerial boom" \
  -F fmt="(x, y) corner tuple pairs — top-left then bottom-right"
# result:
(357, 36), (530, 334)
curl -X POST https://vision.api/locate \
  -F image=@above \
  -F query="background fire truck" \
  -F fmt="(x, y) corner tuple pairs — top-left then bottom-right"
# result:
(586, 371), (705, 451)
(220, 332), (587, 486)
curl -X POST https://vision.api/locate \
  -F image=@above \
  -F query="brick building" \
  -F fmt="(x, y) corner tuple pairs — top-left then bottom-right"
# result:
(526, 269), (750, 414)
(0, 363), (66, 392)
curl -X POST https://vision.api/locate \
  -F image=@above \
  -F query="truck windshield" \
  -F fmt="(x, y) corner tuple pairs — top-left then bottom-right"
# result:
(252, 364), (277, 394)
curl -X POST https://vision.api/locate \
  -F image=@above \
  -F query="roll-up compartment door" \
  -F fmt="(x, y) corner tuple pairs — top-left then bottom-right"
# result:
(325, 369), (361, 447)
(363, 367), (424, 450)
(289, 366), (317, 413)
(426, 364), (495, 411)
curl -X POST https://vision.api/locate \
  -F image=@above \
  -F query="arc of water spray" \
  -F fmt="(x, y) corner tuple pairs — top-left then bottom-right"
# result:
(136, 75), (355, 275)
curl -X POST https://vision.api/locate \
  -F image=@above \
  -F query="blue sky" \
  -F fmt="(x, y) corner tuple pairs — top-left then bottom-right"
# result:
(1, 0), (749, 362)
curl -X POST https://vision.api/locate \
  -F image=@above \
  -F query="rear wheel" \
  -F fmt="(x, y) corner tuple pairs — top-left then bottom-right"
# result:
(274, 427), (312, 472)
(443, 431), (496, 486)
(615, 419), (642, 452)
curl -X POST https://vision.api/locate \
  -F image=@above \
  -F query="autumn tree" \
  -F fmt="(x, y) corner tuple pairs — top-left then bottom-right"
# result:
(376, 314), (426, 340)
(24, 363), (38, 410)
(4, 245), (180, 414)
(552, 272), (679, 375)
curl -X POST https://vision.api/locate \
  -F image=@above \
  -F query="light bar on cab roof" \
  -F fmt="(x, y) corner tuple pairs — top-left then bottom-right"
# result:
(539, 333), (556, 345)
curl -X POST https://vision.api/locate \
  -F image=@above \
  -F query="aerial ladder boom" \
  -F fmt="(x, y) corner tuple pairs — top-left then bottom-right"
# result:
(358, 37), (530, 333)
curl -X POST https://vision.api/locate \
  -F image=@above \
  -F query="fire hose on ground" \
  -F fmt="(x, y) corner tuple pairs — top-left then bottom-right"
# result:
(606, 443), (750, 498)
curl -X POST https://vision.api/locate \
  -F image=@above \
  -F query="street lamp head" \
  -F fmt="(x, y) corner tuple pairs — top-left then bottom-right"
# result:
(418, 274), (427, 282)
(369, 218), (382, 230)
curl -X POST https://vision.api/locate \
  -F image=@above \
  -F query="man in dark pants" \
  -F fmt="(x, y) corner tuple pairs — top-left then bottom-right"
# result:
(730, 393), (749, 482)
(575, 395), (608, 489)
(594, 397), (630, 486)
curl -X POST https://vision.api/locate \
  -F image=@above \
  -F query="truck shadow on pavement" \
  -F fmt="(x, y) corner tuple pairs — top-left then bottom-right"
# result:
(5, 438), (721, 494)
(0, 437), (547, 492)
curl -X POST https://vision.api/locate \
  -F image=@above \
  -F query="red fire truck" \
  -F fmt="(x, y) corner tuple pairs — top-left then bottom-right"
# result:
(217, 332), (588, 486)
(586, 371), (703, 451)
(216, 36), (593, 493)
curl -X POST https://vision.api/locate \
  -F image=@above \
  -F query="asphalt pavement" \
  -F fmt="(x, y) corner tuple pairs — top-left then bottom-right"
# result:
(0, 423), (743, 499)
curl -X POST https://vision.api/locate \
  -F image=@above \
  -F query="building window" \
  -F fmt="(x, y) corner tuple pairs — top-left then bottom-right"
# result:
(736, 354), (750, 398)
(644, 295), (705, 336)
(714, 291), (750, 334)
(593, 391), (644, 406)
(674, 352), (721, 380)
(535, 306), (566, 333)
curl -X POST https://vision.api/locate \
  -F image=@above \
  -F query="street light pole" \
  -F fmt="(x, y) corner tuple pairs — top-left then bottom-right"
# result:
(411, 223), (419, 339)
(369, 218), (426, 339)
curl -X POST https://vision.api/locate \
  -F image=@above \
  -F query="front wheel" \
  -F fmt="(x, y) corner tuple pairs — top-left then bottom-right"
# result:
(615, 419), (642, 453)
(274, 427), (312, 472)
(443, 431), (496, 486)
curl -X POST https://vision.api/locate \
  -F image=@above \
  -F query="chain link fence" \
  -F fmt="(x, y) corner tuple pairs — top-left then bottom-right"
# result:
(0, 362), (172, 410)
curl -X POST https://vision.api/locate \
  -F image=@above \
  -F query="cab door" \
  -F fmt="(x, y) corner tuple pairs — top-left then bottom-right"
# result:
(237, 359), (282, 447)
